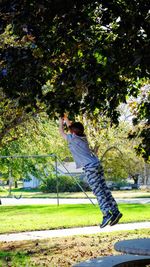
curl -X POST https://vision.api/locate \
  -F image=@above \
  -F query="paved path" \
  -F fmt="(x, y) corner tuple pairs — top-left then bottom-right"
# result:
(1, 198), (150, 205)
(0, 222), (149, 242)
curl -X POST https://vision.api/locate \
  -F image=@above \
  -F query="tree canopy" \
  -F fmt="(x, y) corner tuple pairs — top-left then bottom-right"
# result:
(0, 0), (150, 160)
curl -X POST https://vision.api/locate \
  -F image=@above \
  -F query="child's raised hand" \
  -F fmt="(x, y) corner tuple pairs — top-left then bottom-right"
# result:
(59, 117), (64, 124)
(63, 113), (69, 120)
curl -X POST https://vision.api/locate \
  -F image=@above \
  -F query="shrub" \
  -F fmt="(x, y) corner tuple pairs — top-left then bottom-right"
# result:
(40, 174), (90, 193)
(0, 186), (7, 192)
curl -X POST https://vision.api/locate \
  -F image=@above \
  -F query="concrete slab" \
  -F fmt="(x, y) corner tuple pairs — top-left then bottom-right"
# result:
(0, 222), (149, 242)
(73, 255), (150, 267)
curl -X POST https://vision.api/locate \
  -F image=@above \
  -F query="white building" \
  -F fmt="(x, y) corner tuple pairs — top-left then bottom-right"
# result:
(23, 162), (85, 189)
(23, 173), (41, 189)
(57, 162), (84, 177)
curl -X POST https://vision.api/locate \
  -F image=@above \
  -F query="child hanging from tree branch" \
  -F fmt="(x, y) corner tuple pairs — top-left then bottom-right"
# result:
(59, 115), (122, 228)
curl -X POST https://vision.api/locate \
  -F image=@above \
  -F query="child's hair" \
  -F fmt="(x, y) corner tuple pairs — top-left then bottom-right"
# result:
(69, 122), (85, 136)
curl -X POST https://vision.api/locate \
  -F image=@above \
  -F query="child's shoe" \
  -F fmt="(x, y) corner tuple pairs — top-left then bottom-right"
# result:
(100, 212), (113, 228)
(110, 211), (122, 226)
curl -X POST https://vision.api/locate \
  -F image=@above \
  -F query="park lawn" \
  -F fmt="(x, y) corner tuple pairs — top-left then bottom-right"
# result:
(0, 228), (150, 267)
(0, 188), (150, 198)
(0, 203), (150, 234)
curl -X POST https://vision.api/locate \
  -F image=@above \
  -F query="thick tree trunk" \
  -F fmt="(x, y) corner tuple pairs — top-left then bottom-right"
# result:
(132, 174), (139, 185)
(8, 166), (13, 197)
(143, 162), (150, 188)
(15, 180), (18, 188)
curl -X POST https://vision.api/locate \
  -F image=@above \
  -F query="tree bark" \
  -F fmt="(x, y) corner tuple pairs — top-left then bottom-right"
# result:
(15, 180), (18, 188)
(143, 162), (150, 187)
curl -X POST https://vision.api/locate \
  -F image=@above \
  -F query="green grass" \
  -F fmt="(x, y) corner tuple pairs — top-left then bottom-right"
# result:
(0, 187), (150, 198)
(0, 203), (149, 234)
(0, 251), (30, 267)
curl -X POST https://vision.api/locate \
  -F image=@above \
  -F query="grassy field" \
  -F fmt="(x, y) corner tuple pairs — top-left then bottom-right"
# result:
(0, 203), (150, 234)
(0, 187), (150, 199)
(0, 228), (150, 266)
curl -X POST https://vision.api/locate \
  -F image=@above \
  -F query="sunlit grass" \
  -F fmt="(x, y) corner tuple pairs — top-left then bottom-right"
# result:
(0, 203), (149, 234)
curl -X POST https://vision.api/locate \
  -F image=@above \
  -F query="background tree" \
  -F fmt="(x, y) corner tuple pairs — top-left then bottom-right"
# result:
(128, 83), (150, 162)
(0, 88), (45, 146)
(0, 113), (71, 188)
(80, 113), (145, 183)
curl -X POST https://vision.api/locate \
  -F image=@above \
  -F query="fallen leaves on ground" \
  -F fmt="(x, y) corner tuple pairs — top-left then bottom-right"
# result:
(0, 229), (149, 266)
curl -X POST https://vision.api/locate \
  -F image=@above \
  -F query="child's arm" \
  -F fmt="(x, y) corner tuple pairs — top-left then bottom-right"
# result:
(63, 114), (72, 127)
(59, 117), (67, 140)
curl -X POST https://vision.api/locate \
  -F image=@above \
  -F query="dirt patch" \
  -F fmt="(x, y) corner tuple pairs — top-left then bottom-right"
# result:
(0, 229), (149, 266)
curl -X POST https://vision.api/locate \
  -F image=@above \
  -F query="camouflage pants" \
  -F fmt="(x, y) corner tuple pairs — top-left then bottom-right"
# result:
(84, 163), (119, 216)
